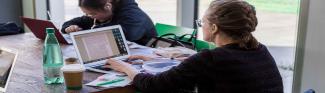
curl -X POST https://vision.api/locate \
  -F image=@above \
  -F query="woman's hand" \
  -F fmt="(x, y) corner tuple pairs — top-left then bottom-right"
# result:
(105, 59), (132, 72)
(105, 59), (139, 80)
(65, 25), (82, 33)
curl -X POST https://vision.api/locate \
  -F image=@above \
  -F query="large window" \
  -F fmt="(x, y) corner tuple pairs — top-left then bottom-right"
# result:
(64, 0), (177, 26)
(199, 0), (299, 46)
(136, 0), (177, 25)
(247, 0), (299, 47)
(199, 0), (300, 93)
(64, 0), (83, 21)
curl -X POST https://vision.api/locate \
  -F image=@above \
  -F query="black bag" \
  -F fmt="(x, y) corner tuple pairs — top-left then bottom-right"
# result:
(0, 22), (24, 36)
(146, 33), (195, 49)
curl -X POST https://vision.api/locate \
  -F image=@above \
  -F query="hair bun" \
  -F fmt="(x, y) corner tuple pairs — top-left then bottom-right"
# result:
(207, 0), (259, 49)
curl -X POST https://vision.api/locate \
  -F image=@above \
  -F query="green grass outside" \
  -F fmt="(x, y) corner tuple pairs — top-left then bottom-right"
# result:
(246, 0), (300, 14)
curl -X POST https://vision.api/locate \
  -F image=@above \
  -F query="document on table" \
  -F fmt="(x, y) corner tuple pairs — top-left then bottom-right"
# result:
(0, 50), (15, 77)
(86, 73), (131, 88)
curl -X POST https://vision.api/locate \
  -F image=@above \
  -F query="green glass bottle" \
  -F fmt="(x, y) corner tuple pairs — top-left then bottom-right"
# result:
(43, 28), (64, 84)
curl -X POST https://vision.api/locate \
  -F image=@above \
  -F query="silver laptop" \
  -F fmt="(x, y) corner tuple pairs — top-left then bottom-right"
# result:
(0, 48), (18, 93)
(70, 25), (130, 73)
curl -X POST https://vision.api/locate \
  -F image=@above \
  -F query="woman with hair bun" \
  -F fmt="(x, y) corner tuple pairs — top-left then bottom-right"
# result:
(105, 0), (284, 93)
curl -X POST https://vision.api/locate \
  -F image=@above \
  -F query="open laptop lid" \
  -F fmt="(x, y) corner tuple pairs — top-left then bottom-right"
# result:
(20, 17), (71, 44)
(0, 48), (18, 92)
(70, 25), (130, 65)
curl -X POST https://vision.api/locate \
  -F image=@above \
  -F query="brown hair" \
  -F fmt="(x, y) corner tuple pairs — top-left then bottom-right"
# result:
(207, 0), (259, 49)
(79, 0), (120, 11)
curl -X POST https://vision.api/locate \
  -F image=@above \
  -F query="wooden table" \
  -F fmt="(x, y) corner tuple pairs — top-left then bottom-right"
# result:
(0, 33), (150, 93)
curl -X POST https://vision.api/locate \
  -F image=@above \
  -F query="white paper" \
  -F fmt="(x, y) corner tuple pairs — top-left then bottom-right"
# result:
(0, 50), (15, 76)
(154, 47), (197, 58)
(142, 60), (180, 74)
(85, 73), (131, 88)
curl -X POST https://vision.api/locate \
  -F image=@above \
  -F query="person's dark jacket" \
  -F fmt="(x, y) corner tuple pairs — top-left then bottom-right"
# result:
(133, 43), (284, 93)
(0, 22), (24, 36)
(61, 0), (157, 45)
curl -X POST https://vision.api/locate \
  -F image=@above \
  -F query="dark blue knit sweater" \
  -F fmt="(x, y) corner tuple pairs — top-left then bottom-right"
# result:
(133, 43), (283, 93)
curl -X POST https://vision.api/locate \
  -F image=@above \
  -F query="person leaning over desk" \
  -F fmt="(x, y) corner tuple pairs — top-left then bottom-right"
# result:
(61, 0), (157, 45)
(105, 0), (284, 93)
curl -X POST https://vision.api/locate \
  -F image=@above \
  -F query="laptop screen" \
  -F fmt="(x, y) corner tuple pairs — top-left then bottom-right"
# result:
(20, 17), (70, 44)
(72, 27), (128, 64)
(0, 48), (17, 92)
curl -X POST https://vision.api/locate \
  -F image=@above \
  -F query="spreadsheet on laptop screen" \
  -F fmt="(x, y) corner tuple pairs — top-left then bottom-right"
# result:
(73, 28), (128, 63)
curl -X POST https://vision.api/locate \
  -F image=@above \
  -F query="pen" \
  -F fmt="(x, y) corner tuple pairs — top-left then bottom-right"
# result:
(96, 78), (125, 86)
(91, 18), (97, 29)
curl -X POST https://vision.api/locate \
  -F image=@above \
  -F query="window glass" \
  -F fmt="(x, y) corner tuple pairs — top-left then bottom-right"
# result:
(64, 0), (177, 26)
(137, 0), (177, 25)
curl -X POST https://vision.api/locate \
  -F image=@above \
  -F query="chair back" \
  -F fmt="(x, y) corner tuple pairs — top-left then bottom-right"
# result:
(155, 23), (216, 51)
(155, 23), (195, 36)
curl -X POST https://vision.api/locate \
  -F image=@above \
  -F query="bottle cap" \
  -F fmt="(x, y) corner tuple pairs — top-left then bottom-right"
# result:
(46, 28), (55, 33)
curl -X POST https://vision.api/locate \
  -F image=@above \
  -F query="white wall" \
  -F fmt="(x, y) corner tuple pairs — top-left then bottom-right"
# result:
(294, 0), (325, 92)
